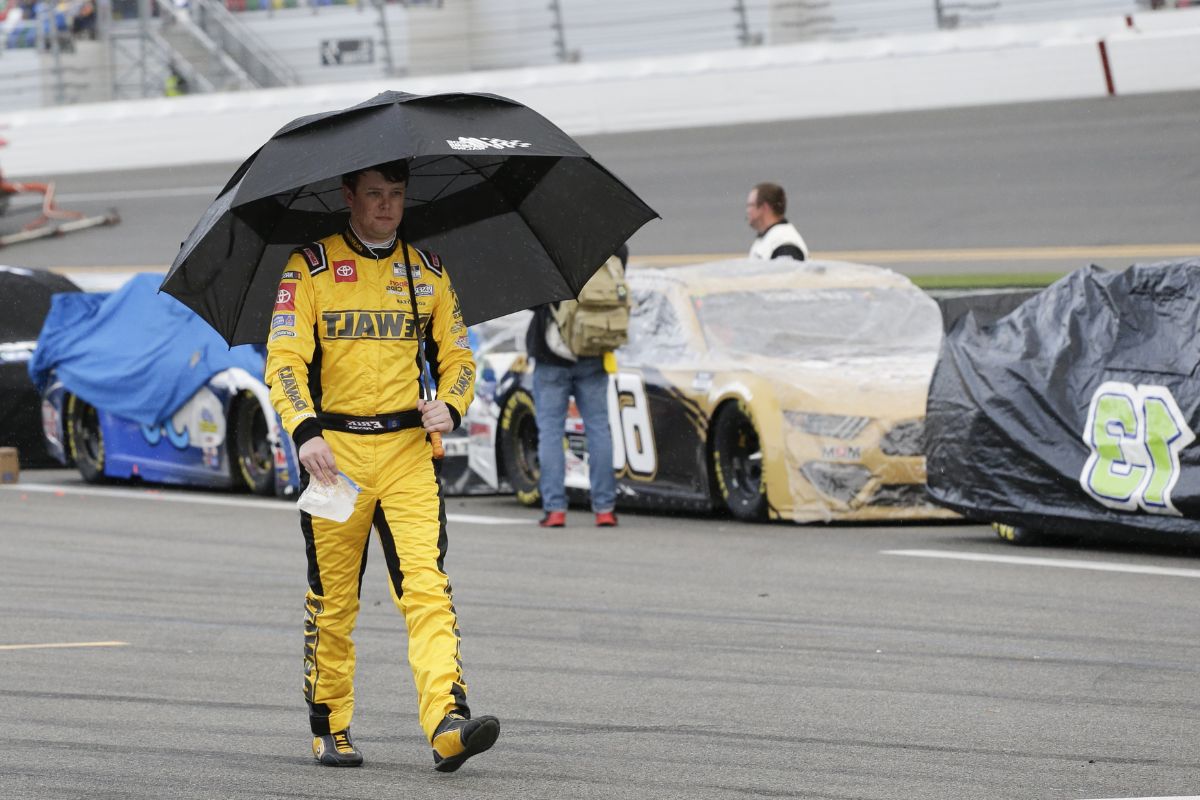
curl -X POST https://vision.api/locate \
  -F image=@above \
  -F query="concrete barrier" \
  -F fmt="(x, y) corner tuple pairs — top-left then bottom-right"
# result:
(2, 7), (1198, 178)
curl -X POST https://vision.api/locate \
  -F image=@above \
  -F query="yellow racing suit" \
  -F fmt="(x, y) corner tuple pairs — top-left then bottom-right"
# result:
(264, 228), (476, 743)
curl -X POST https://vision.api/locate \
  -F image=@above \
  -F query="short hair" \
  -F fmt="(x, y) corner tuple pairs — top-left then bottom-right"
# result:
(753, 182), (787, 217)
(342, 159), (410, 190)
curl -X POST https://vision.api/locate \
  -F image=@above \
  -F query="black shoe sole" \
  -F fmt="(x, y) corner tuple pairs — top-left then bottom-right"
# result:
(314, 754), (363, 767)
(433, 716), (500, 773)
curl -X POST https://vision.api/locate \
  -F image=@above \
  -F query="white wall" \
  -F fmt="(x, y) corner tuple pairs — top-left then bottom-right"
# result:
(2, 7), (1199, 179)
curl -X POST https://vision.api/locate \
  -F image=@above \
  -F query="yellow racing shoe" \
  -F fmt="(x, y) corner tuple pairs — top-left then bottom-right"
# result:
(431, 712), (500, 772)
(312, 729), (364, 767)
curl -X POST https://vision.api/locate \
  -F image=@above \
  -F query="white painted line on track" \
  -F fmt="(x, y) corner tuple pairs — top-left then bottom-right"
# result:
(10, 185), (222, 206)
(883, 549), (1200, 579)
(1, 482), (528, 525)
(0, 641), (128, 651)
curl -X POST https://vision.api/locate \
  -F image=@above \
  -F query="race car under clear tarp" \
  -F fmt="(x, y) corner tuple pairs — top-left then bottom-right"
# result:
(491, 258), (958, 523)
(925, 259), (1200, 544)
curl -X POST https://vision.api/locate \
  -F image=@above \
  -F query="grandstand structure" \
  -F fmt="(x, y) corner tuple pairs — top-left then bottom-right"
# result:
(0, 0), (1189, 110)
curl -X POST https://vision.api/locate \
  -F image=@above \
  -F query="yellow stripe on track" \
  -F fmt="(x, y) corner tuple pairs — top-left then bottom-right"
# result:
(631, 244), (1200, 268)
(39, 244), (1200, 276)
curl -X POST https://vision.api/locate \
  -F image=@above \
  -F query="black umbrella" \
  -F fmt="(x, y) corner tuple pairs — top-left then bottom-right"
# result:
(161, 90), (659, 346)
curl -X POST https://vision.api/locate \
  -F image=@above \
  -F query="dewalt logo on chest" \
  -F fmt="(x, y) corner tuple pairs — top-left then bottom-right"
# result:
(321, 310), (423, 340)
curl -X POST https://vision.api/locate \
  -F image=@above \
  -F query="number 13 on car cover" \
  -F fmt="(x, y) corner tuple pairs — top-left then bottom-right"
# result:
(1080, 381), (1195, 516)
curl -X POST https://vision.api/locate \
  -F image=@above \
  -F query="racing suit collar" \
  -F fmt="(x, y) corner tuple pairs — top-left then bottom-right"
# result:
(755, 219), (790, 239)
(343, 225), (399, 259)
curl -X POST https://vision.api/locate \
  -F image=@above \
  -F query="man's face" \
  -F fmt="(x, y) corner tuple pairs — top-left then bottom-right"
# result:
(344, 170), (406, 242)
(745, 189), (766, 233)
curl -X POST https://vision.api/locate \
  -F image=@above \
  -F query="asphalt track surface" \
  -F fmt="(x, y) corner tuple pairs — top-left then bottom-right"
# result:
(2, 472), (1200, 800)
(3, 92), (1200, 799)
(3, 90), (1199, 278)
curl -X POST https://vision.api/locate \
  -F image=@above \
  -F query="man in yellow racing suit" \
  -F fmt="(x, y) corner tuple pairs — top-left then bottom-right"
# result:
(265, 159), (499, 772)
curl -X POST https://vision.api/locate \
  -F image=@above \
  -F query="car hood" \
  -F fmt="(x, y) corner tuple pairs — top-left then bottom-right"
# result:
(698, 349), (938, 418)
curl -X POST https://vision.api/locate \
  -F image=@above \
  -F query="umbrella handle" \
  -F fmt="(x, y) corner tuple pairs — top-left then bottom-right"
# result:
(430, 431), (445, 460)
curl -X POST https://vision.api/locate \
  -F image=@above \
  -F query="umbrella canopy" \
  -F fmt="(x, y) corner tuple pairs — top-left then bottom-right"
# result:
(162, 90), (659, 346)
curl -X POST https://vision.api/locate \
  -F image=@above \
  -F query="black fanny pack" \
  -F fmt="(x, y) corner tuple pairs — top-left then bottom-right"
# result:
(318, 409), (422, 435)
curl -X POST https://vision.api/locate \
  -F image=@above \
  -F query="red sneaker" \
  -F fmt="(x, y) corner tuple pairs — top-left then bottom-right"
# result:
(594, 511), (618, 527)
(539, 511), (566, 528)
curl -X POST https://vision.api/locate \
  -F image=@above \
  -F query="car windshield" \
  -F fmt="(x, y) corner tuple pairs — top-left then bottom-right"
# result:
(692, 287), (942, 358)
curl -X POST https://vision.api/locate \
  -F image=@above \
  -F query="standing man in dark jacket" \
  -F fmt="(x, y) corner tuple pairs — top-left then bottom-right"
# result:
(524, 245), (626, 528)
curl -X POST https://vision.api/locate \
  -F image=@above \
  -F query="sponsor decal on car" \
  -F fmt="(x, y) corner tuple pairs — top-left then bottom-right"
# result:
(821, 445), (862, 461)
(333, 260), (357, 283)
(271, 314), (295, 329)
(275, 284), (296, 311)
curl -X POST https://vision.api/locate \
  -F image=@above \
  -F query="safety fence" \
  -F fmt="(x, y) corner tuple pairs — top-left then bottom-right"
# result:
(0, 0), (1194, 112)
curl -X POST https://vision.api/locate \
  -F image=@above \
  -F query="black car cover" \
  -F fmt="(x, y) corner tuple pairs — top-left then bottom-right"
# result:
(0, 266), (81, 465)
(925, 260), (1200, 541)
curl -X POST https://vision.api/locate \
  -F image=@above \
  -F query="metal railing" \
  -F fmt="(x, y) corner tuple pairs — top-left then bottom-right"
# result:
(151, 0), (258, 90)
(188, 0), (300, 88)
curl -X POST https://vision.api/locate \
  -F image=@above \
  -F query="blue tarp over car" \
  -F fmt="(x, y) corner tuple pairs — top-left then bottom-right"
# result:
(29, 273), (265, 427)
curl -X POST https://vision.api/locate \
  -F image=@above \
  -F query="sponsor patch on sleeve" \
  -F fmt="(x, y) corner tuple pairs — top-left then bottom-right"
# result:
(271, 313), (295, 329)
(298, 242), (328, 276)
(275, 284), (296, 311)
(454, 335), (471, 349)
(282, 270), (302, 281)
(269, 329), (297, 341)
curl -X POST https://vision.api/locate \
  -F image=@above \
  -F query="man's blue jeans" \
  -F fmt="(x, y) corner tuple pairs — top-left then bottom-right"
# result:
(533, 357), (616, 513)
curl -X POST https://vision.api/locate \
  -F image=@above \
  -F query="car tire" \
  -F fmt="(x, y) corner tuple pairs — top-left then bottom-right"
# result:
(499, 389), (541, 507)
(229, 392), (274, 496)
(67, 394), (107, 484)
(992, 522), (1042, 546)
(710, 402), (767, 522)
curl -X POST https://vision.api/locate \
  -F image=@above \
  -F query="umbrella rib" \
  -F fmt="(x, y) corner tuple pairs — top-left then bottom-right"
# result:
(411, 155), (506, 206)
(231, 183), (307, 343)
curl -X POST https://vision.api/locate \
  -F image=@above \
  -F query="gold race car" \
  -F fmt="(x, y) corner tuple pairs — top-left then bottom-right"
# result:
(492, 258), (959, 523)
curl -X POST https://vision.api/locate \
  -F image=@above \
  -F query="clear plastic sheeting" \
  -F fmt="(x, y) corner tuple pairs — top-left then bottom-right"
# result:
(694, 286), (942, 360)
(622, 258), (952, 523)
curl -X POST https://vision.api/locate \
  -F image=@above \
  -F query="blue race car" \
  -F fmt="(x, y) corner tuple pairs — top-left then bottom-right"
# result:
(33, 273), (300, 496)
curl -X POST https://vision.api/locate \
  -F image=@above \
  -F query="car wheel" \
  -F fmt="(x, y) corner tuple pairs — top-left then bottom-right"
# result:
(230, 393), (275, 496)
(499, 389), (541, 507)
(710, 403), (767, 522)
(67, 394), (106, 484)
(992, 522), (1042, 546)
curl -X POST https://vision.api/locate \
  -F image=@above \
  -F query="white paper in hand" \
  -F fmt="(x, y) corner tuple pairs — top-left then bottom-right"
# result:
(296, 471), (361, 522)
